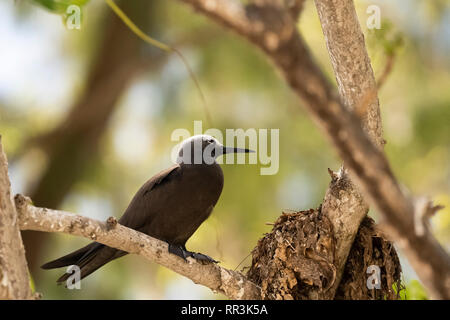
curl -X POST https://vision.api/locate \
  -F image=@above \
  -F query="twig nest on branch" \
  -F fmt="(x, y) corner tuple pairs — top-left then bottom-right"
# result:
(247, 209), (403, 300)
(335, 217), (403, 300)
(247, 209), (336, 300)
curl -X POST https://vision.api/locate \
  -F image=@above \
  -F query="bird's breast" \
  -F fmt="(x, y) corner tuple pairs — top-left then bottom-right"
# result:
(179, 163), (224, 206)
(145, 163), (224, 244)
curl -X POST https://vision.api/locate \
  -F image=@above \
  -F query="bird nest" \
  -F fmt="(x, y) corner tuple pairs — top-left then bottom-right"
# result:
(246, 208), (403, 300)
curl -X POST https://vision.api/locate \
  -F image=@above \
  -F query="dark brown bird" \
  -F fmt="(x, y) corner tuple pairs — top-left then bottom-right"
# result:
(42, 135), (253, 283)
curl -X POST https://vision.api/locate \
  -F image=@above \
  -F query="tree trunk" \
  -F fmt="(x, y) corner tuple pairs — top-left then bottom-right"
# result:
(0, 137), (32, 299)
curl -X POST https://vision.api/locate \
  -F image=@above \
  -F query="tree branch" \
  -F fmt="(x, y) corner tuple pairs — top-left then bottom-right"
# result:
(0, 138), (32, 299)
(288, 0), (306, 21)
(14, 194), (261, 300)
(314, 0), (383, 147)
(313, 0), (383, 298)
(177, 0), (450, 299)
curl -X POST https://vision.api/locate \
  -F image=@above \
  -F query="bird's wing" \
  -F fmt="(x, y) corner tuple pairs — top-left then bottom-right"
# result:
(118, 164), (181, 230)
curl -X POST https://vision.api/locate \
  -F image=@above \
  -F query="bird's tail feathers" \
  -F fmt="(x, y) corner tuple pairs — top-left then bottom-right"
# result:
(41, 242), (100, 270)
(41, 242), (126, 284)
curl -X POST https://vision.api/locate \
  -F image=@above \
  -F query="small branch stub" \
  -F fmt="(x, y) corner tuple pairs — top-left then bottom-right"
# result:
(106, 216), (118, 230)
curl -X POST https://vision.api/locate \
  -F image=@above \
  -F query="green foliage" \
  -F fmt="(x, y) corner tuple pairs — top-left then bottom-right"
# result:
(368, 20), (404, 56)
(30, 0), (89, 13)
(29, 273), (36, 293)
(413, 102), (450, 147)
(399, 280), (428, 300)
(423, 0), (450, 24)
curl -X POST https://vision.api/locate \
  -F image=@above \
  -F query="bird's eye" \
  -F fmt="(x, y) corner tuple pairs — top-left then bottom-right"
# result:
(207, 139), (214, 144)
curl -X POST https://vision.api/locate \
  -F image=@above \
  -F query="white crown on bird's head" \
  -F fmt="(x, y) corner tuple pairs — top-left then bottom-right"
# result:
(176, 134), (254, 165)
(176, 134), (223, 165)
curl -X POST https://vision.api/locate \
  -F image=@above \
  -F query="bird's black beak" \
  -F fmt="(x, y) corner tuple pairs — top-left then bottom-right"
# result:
(222, 146), (255, 154)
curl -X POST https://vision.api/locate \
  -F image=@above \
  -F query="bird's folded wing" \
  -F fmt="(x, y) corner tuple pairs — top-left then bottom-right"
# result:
(118, 164), (181, 230)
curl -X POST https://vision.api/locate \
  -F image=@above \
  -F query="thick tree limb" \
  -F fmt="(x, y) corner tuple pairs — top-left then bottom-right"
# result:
(15, 194), (261, 300)
(0, 138), (32, 299)
(314, 0), (383, 147)
(313, 0), (383, 298)
(177, 0), (450, 299)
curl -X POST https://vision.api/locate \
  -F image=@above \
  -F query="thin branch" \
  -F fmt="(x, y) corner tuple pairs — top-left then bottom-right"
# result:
(177, 0), (450, 299)
(377, 53), (396, 90)
(14, 194), (261, 300)
(286, 0), (306, 21)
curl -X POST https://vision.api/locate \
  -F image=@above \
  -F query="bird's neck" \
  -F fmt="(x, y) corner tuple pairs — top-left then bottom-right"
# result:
(179, 160), (218, 167)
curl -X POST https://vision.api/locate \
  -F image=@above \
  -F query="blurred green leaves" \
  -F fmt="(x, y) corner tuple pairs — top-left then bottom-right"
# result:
(30, 0), (89, 14)
(368, 20), (404, 56)
(413, 102), (450, 148)
(400, 280), (429, 300)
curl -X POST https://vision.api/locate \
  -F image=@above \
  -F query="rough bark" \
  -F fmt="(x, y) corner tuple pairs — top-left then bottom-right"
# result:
(15, 195), (261, 300)
(177, 0), (450, 299)
(319, 170), (368, 298)
(0, 138), (32, 299)
(314, 0), (383, 147)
